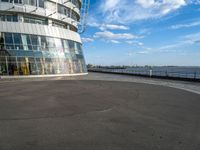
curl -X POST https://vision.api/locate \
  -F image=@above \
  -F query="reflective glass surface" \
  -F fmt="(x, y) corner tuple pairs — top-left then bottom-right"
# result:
(0, 32), (87, 76)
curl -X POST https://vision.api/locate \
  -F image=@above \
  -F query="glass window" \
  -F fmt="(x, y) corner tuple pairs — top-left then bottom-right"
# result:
(0, 15), (3, 21)
(24, 16), (47, 25)
(30, 35), (38, 51)
(17, 57), (30, 75)
(77, 43), (83, 55)
(72, 12), (78, 21)
(14, 0), (22, 4)
(12, 15), (18, 22)
(4, 33), (14, 50)
(54, 38), (63, 51)
(27, 57), (37, 75)
(13, 33), (23, 50)
(30, 0), (36, 6)
(62, 39), (70, 53)
(23, 0), (37, 7)
(21, 34), (32, 50)
(58, 5), (70, 17)
(23, 0), (29, 5)
(27, 35), (32, 50)
(30, 35), (38, 45)
(0, 14), (18, 22)
(46, 37), (55, 52)
(38, 0), (44, 8)
(0, 32), (86, 76)
(5, 33), (13, 44)
(1, 15), (6, 21)
(68, 40), (74, 52)
(58, 5), (64, 15)
(13, 33), (22, 44)
(0, 56), (8, 75)
(52, 21), (67, 29)
(74, 42), (81, 54)
(54, 38), (64, 58)
(40, 36), (48, 51)
(0, 33), (5, 49)
(6, 15), (12, 22)
(21, 34), (28, 50)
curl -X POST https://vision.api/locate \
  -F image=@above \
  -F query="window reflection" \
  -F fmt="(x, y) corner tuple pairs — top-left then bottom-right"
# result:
(0, 14), (18, 22)
(23, 0), (44, 8)
(0, 32), (87, 75)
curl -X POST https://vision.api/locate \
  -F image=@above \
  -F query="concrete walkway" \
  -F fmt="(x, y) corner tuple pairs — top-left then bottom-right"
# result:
(81, 72), (200, 95)
(1, 72), (200, 95)
(0, 75), (200, 150)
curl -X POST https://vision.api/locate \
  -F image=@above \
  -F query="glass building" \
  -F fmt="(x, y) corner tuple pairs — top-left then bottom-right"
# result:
(0, 0), (87, 76)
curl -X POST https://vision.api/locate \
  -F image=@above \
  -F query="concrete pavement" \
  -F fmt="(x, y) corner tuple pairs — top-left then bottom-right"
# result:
(0, 78), (200, 150)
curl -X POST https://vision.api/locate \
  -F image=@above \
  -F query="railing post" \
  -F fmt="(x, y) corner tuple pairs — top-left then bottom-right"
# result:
(149, 70), (152, 77)
(194, 72), (196, 80)
(5, 56), (9, 75)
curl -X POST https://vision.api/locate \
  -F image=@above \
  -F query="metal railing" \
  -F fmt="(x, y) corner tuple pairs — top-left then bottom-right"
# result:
(88, 68), (200, 80)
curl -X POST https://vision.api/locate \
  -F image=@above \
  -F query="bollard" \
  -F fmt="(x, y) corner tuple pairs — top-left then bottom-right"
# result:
(150, 70), (152, 77)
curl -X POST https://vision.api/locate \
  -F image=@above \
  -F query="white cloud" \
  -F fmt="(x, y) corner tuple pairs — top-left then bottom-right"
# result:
(138, 42), (144, 46)
(88, 22), (99, 28)
(183, 32), (200, 43)
(127, 52), (134, 56)
(99, 0), (188, 23)
(94, 31), (137, 40)
(190, 0), (200, 4)
(99, 24), (129, 31)
(81, 38), (94, 43)
(136, 0), (156, 8)
(101, 0), (121, 12)
(126, 50), (149, 56)
(124, 31), (200, 55)
(170, 20), (200, 29)
(159, 43), (181, 50)
(158, 32), (200, 51)
(110, 40), (121, 44)
(126, 41), (135, 44)
(137, 28), (151, 35)
(126, 41), (144, 46)
(88, 22), (129, 31)
(137, 51), (149, 54)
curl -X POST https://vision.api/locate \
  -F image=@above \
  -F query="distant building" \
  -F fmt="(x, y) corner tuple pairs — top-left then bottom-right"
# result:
(0, 0), (87, 76)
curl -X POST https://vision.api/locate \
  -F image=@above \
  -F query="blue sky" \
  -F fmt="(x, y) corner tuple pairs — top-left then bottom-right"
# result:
(81, 0), (200, 66)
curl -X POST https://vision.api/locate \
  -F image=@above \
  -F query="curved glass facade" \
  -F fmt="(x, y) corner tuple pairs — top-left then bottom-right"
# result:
(0, 0), (87, 76)
(0, 32), (87, 76)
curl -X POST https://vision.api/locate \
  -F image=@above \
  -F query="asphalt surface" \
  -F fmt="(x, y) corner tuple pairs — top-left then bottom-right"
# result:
(0, 79), (200, 150)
